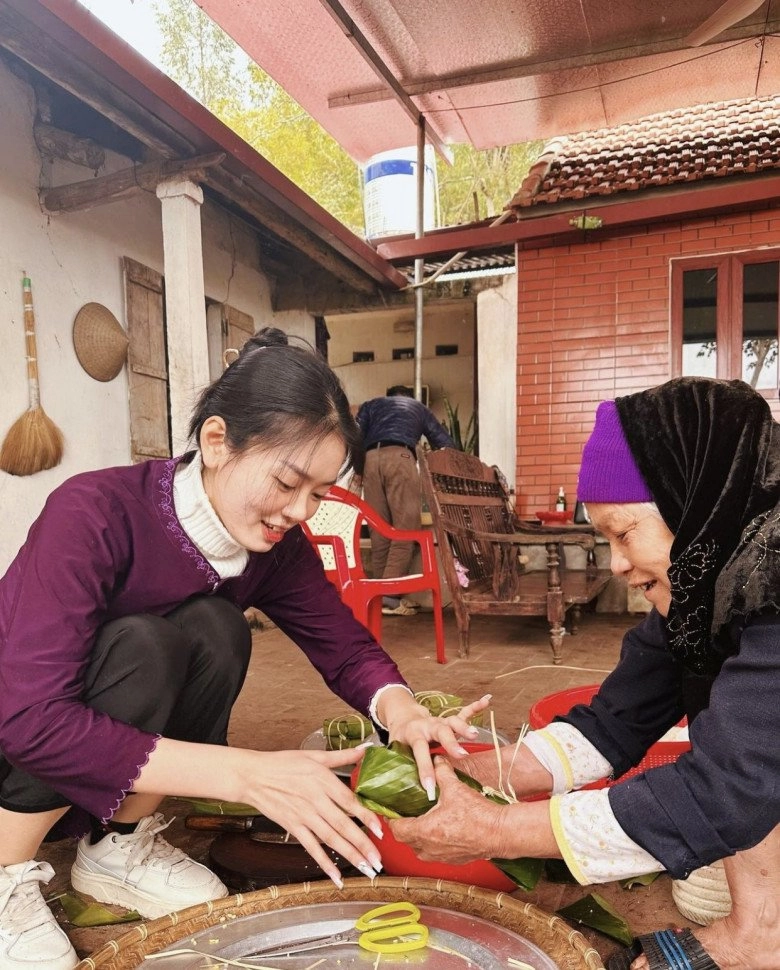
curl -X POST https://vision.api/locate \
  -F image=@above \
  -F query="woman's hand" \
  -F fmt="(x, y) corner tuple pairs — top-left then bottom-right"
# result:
(226, 746), (384, 887)
(390, 757), (511, 863)
(377, 688), (492, 800)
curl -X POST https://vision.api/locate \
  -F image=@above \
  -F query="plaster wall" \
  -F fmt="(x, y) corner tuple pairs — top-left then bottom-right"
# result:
(326, 301), (475, 425)
(0, 60), (312, 572)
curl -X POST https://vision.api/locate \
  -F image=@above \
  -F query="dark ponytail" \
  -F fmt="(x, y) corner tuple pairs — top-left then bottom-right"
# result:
(189, 328), (363, 474)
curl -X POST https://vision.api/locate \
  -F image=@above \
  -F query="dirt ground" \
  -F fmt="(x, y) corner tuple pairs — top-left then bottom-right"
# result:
(38, 606), (696, 966)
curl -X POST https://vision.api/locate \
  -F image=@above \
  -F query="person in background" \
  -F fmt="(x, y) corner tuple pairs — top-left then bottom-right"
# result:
(0, 329), (488, 970)
(356, 386), (456, 615)
(391, 377), (780, 970)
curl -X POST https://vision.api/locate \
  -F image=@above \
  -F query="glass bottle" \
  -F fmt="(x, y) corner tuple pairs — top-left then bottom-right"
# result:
(555, 486), (566, 512)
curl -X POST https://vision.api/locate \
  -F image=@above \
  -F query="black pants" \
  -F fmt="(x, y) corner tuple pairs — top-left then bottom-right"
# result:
(0, 596), (252, 815)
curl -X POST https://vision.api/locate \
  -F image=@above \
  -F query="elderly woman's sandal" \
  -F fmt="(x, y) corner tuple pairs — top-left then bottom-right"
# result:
(606, 928), (721, 970)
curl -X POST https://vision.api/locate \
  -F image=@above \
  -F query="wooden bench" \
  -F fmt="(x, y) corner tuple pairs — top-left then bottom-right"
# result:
(419, 448), (613, 662)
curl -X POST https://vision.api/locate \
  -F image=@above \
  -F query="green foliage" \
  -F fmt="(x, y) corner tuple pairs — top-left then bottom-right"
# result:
(436, 142), (544, 226)
(153, 1), (542, 235)
(443, 397), (478, 454)
(156, 0), (242, 115)
(153, 0), (363, 233)
(229, 66), (365, 234)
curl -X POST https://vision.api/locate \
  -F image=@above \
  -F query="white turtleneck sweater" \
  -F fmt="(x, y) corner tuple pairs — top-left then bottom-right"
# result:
(173, 452), (249, 580)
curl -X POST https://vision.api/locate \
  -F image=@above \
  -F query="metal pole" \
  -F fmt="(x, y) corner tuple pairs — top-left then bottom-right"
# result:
(413, 117), (425, 401)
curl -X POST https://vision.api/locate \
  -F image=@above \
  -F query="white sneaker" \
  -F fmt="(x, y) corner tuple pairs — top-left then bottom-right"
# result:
(381, 602), (418, 616)
(70, 814), (228, 920)
(0, 860), (78, 970)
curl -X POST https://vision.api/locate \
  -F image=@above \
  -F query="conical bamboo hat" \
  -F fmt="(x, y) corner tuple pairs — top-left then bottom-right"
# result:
(73, 302), (129, 382)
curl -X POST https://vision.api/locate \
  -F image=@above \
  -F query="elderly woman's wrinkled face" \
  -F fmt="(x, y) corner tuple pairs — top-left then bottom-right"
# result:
(586, 503), (675, 617)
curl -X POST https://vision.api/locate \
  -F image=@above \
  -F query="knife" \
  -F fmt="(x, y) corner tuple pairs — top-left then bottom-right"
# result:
(184, 814), (303, 844)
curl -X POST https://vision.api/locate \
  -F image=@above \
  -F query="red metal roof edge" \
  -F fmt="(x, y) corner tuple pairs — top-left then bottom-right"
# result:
(9, 0), (405, 290)
(377, 170), (780, 261)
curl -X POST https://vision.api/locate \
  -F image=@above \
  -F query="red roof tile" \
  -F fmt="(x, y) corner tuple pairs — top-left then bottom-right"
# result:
(510, 96), (780, 211)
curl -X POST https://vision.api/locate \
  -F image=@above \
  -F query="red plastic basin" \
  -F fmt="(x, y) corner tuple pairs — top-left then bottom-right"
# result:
(352, 742), (516, 892)
(529, 684), (691, 787)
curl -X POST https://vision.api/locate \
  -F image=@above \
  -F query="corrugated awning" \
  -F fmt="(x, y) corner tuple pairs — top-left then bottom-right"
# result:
(199, 0), (780, 163)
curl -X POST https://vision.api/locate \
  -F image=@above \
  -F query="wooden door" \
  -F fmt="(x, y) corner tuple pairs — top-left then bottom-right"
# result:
(223, 304), (255, 356)
(207, 303), (255, 379)
(123, 257), (170, 462)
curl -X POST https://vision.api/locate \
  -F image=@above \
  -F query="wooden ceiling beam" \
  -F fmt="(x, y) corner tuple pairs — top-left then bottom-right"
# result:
(40, 152), (226, 213)
(206, 168), (380, 295)
(0, 2), (190, 158)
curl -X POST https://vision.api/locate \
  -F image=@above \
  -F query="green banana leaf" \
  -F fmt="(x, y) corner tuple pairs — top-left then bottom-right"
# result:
(414, 690), (484, 726)
(544, 858), (579, 883)
(414, 690), (463, 716)
(555, 893), (634, 946)
(322, 713), (374, 749)
(57, 893), (141, 927)
(354, 742), (436, 817)
(619, 871), (661, 889)
(492, 856), (544, 891)
(354, 742), (542, 890)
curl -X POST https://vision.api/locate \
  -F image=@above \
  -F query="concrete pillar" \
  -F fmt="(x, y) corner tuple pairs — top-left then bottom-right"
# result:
(477, 274), (518, 491)
(156, 177), (210, 455)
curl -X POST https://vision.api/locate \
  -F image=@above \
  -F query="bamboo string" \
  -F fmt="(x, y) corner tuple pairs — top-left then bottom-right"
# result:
(496, 665), (612, 680)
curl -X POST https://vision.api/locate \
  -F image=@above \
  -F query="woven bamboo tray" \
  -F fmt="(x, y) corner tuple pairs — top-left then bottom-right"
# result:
(76, 876), (605, 970)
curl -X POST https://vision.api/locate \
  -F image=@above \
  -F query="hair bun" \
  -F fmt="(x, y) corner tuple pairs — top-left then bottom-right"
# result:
(243, 326), (290, 353)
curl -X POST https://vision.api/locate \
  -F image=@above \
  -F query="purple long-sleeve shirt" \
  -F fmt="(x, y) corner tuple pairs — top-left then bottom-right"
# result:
(0, 457), (407, 823)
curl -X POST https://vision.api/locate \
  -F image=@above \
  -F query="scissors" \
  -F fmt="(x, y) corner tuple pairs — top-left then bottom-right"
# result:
(246, 901), (429, 958)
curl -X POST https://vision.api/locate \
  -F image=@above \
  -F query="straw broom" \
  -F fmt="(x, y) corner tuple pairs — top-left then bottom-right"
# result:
(0, 273), (64, 476)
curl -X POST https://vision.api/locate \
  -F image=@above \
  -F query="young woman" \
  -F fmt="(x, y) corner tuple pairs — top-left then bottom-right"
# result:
(0, 329), (487, 970)
(391, 378), (780, 970)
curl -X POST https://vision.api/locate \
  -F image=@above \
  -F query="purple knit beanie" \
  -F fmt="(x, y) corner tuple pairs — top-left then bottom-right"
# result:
(577, 401), (653, 503)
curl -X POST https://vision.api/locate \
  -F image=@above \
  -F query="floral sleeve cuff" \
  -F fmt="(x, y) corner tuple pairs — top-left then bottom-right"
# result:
(524, 722), (613, 794)
(550, 789), (664, 884)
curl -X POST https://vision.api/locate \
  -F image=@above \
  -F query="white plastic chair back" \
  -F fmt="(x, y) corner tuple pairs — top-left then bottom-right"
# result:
(306, 497), (361, 570)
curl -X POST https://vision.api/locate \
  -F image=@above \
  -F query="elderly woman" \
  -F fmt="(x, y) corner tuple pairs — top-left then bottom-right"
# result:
(391, 378), (780, 970)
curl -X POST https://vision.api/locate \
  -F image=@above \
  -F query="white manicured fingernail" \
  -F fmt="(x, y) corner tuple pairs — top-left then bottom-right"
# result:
(467, 726), (480, 737)
(483, 693), (493, 701)
(357, 862), (378, 878)
(330, 871), (344, 889)
(425, 780), (436, 801)
(369, 821), (384, 839)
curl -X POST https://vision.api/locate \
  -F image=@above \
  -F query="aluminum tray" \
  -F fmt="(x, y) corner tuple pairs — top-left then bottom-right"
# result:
(139, 900), (561, 969)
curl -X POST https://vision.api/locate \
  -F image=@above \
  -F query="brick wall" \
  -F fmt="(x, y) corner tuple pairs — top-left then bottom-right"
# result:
(515, 205), (780, 516)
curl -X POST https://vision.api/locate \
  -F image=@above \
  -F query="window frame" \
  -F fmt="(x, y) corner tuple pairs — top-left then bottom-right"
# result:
(671, 249), (780, 398)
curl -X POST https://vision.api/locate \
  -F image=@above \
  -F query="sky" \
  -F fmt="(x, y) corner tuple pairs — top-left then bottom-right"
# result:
(76, 0), (166, 68)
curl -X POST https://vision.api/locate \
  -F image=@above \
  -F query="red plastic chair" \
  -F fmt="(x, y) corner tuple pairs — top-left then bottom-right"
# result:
(301, 484), (447, 663)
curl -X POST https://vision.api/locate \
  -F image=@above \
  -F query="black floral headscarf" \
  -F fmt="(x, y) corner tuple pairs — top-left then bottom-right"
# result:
(615, 377), (780, 673)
